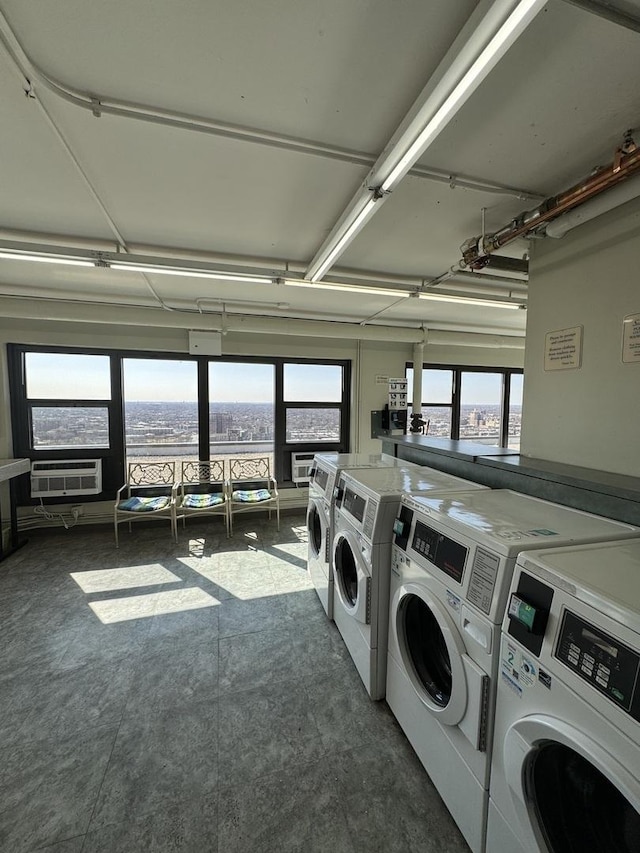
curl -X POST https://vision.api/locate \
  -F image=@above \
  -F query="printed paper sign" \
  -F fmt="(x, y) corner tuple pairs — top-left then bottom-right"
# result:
(544, 326), (583, 371)
(622, 314), (640, 363)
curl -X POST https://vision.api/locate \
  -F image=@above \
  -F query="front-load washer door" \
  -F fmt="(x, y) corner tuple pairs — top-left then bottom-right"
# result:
(392, 582), (469, 727)
(307, 498), (327, 561)
(333, 529), (370, 624)
(505, 717), (640, 853)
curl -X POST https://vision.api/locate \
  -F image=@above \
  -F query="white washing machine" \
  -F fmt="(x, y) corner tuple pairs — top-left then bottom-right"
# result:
(487, 538), (640, 853)
(386, 490), (640, 853)
(307, 452), (415, 618)
(331, 464), (487, 700)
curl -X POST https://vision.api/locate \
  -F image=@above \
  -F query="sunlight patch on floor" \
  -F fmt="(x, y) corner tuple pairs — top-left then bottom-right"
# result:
(89, 587), (220, 623)
(71, 564), (181, 593)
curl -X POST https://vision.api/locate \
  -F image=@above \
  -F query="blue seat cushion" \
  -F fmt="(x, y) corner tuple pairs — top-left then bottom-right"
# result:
(231, 488), (272, 503)
(182, 493), (225, 509)
(118, 496), (171, 512)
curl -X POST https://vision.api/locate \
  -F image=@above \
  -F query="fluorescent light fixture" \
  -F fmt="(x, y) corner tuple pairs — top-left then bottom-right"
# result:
(283, 279), (410, 298)
(305, 0), (545, 281)
(381, 0), (545, 192)
(109, 263), (271, 284)
(417, 291), (524, 309)
(307, 196), (380, 282)
(0, 250), (94, 268)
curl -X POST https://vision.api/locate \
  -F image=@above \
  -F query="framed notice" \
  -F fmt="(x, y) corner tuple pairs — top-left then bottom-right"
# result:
(622, 313), (640, 363)
(544, 326), (583, 371)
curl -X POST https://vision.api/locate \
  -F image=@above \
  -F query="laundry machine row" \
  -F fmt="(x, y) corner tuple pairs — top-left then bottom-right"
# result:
(487, 538), (640, 853)
(306, 452), (418, 619)
(330, 464), (487, 699)
(385, 489), (639, 853)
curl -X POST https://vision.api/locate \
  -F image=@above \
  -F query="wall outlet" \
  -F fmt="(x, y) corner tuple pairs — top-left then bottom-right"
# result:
(71, 505), (85, 518)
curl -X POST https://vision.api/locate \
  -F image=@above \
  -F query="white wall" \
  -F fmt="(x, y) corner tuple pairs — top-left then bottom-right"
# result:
(521, 195), (640, 476)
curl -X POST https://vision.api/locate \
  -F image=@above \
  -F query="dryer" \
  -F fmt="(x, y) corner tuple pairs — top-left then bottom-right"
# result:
(307, 452), (414, 618)
(331, 464), (487, 700)
(386, 490), (639, 853)
(487, 539), (640, 853)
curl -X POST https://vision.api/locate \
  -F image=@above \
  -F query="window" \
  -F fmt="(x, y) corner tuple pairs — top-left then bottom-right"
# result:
(122, 358), (199, 466)
(283, 363), (344, 443)
(208, 361), (275, 469)
(8, 345), (351, 501)
(23, 352), (112, 450)
(507, 373), (523, 450)
(459, 371), (502, 445)
(406, 362), (523, 448)
(405, 368), (453, 438)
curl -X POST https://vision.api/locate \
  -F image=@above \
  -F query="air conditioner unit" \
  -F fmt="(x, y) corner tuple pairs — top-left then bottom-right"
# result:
(291, 452), (315, 485)
(30, 459), (102, 498)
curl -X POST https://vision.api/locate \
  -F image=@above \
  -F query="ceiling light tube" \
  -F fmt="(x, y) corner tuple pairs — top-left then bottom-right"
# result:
(381, 0), (546, 192)
(417, 291), (524, 309)
(109, 263), (271, 284)
(307, 196), (380, 282)
(0, 250), (95, 268)
(283, 279), (410, 298)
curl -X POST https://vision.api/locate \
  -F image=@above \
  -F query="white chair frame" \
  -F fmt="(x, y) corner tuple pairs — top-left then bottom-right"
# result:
(177, 460), (229, 537)
(114, 461), (178, 547)
(226, 455), (280, 535)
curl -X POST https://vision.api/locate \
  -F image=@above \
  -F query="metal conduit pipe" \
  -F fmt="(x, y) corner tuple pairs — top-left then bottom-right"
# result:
(411, 342), (425, 433)
(0, 296), (525, 347)
(0, 11), (540, 201)
(0, 231), (529, 296)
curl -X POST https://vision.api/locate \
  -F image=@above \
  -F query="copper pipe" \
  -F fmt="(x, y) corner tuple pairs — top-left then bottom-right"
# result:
(462, 141), (640, 268)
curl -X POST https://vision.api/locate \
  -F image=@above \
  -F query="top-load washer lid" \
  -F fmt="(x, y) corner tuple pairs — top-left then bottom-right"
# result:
(404, 489), (639, 559)
(515, 539), (640, 628)
(339, 464), (487, 496)
(310, 452), (414, 499)
(336, 465), (487, 545)
(397, 490), (639, 625)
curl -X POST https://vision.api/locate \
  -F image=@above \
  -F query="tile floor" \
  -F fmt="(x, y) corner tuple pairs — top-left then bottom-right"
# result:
(0, 511), (470, 852)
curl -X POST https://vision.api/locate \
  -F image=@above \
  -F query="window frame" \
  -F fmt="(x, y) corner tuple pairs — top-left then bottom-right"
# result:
(8, 344), (351, 503)
(406, 361), (523, 448)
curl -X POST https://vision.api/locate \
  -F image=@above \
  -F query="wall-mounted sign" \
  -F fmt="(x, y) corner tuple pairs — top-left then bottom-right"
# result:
(622, 313), (640, 363)
(375, 374), (389, 385)
(544, 326), (583, 371)
(388, 377), (408, 409)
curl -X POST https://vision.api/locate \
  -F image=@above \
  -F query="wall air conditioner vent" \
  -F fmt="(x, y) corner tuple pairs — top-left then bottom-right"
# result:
(291, 452), (315, 485)
(30, 459), (102, 498)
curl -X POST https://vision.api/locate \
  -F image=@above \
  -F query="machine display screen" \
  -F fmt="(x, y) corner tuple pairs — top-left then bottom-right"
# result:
(410, 520), (468, 584)
(342, 487), (366, 523)
(556, 610), (640, 721)
(314, 467), (329, 492)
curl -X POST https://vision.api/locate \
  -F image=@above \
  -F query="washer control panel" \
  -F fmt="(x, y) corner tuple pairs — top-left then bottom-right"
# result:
(556, 610), (640, 723)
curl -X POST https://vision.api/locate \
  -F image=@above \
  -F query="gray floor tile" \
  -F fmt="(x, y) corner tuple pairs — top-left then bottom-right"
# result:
(82, 796), (218, 853)
(218, 680), (325, 786)
(333, 738), (470, 853)
(123, 641), (219, 715)
(33, 837), (85, 852)
(0, 725), (118, 852)
(17, 660), (135, 741)
(218, 758), (358, 853)
(90, 704), (219, 829)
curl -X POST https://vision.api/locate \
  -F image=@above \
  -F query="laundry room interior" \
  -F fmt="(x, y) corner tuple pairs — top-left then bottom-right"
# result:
(0, 1), (639, 852)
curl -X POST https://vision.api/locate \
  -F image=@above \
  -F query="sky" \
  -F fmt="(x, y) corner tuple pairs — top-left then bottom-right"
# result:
(25, 354), (344, 403)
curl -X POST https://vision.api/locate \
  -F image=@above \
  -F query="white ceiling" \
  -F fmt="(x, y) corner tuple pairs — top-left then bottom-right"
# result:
(0, 0), (639, 336)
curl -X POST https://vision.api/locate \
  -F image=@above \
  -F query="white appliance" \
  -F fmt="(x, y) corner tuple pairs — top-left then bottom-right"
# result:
(331, 465), (487, 699)
(386, 490), (640, 853)
(307, 452), (414, 618)
(487, 539), (640, 853)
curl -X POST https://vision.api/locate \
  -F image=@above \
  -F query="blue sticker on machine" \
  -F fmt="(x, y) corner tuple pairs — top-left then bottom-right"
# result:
(501, 669), (523, 696)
